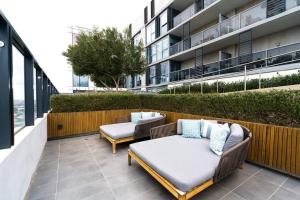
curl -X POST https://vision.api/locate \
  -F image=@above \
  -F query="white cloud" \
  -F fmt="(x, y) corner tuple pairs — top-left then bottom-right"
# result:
(0, 0), (149, 93)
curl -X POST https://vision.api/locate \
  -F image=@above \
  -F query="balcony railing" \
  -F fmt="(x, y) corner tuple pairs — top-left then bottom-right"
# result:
(173, 4), (196, 27)
(169, 0), (299, 57)
(168, 42), (300, 83)
(172, 0), (217, 28)
(169, 41), (183, 56)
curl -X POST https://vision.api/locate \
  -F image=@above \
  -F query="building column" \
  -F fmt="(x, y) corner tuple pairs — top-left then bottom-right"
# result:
(0, 18), (13, 149)
(24, 55), (34, 126)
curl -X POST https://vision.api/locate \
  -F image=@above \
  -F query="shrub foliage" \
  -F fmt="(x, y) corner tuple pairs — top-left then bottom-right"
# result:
(51, 91), (300, 127)
(159, 72), (300, 94)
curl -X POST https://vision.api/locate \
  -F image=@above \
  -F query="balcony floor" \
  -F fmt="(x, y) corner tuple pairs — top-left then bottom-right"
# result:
(26, 134), (300, 200)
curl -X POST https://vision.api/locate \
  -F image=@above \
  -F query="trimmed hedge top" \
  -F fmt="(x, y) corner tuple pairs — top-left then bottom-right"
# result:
(51, 91), (300, 127)
(159, 72), (300, 94)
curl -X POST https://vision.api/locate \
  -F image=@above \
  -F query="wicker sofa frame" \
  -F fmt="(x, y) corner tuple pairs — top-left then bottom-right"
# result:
(100, 113), (166, 153)
(128, 121), (252, 200)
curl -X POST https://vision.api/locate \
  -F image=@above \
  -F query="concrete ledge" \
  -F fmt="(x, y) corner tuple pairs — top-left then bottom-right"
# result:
(0, 115), (48, 200)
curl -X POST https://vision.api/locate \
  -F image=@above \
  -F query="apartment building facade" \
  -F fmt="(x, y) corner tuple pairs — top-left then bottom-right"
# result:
(127, 0), (300, 92)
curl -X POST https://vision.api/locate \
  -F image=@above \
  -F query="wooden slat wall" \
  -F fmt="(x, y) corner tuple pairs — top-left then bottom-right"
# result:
(47, 109), (141, 139)
(48, 109), (300, 177)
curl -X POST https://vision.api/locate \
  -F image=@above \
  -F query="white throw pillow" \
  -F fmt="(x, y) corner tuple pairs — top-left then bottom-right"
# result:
(154, 112), (162, 117)
(209, 123), (230, 156)
(200, 119), (218, 138)
(141, 112), (154, 119)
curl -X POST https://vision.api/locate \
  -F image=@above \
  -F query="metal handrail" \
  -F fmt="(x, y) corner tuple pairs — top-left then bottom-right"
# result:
(169, 0), (269, 56)
(168, 49), (300, 82)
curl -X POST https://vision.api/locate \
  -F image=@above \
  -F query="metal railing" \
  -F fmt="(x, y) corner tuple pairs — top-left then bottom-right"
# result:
(169, 0), (299, 56)
(168, 48), (300, 86)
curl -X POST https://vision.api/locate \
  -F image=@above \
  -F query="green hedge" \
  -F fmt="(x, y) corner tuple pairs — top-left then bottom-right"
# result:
(159, 72), (300, 94)
(51, 91), (300, 127)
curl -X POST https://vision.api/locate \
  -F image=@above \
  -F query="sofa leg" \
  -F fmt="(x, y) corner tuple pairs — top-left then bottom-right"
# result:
(239, 164), (244, 169)
(99, 132), (103, 139)
(128, 154), (132, 166)
(112, 142), (116, 154)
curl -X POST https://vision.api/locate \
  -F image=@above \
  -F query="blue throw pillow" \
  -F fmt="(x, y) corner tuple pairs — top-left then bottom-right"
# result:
(210, 123), (230, 156)
(181, 120), (201, 138)
(131, 112), (141, 124)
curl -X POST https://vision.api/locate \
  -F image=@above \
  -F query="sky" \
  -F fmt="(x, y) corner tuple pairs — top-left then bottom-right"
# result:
(0, 0), (149, 93)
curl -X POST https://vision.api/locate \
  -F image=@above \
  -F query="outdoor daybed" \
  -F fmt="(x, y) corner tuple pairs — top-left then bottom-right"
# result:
(128, 119), (251, 200)
(99, 112), (166, 153)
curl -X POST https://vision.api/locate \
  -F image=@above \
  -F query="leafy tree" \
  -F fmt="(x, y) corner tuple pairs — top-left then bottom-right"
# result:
(63, 27), (146, 91)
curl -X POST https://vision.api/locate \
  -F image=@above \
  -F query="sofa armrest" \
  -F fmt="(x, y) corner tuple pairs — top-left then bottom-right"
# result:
(115, 115), (130, 123)
(133, 116), (166, 139)
(150, 122), (177, 139)
(214, 130), (252, 183)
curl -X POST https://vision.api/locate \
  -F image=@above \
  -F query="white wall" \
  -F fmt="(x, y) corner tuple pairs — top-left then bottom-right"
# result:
(0, 116), (48, 200)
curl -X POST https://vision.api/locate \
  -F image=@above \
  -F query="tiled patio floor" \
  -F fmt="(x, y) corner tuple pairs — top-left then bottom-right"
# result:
(26, 134), (300, 200)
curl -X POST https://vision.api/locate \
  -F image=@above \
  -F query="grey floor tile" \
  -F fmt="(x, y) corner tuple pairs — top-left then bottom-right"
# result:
(234, 176), (279, 200)
(26, 193), (56, 200)
(28, 135), (295, 200)
(57, 170), (104, 193)
(220, 192), (247, 200)
(27, 182), (56, 200)
(217, 170), (251, 190)
(58, 163), (101, 181)
(112, 175), (158, 200)
(254, 169), (287, 186)
(191, 184), (230, 200)
(132, 187), (175, 200)
(281, 177), (300, 195)
(56, 179), (111, 200)
(83, 191), (116, 200)
(241, 162), (261, 176)
(269, 188), (300, 200)
(30, 171), (58, 188)
(106, 167), (147, 190)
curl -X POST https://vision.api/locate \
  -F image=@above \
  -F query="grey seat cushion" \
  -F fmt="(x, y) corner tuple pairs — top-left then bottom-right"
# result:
(223, 123), (244, 151)
(130, 135), (220, 192)
(100, 122), (136, 139)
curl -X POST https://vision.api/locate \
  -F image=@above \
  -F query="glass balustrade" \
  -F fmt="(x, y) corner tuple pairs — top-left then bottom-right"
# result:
(286, 0), (300, 10)
(240, 1), (267, 28)
(166, 43), (300, 84)
(220, 15), (240, 36)
(169, 41), (183, 56)
(191, 32), (203, 47)
(204, 0), (217, 8)
(203, 24), (219, 43)
(173, 4), (196, 27)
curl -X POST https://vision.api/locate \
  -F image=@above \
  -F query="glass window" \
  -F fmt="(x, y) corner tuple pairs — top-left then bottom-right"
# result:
(162, 37), (169, 58)
(133, 33), (141, 46)
(146, 21), (156, 44)
(160, 10), (168, 35)
(156, 41), (162, 61)
(33, 67), (37, 119)
(160, 61), (170, 83)
(12, 46), (25, 133)
(73, 74), (89, 87)
(149, 66), (156, 85)
(151, 44), (157, 63)
(79, 76), (89, 87)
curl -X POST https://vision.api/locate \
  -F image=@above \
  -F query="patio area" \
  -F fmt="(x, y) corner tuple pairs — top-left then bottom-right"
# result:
(26, 134), (300, 200)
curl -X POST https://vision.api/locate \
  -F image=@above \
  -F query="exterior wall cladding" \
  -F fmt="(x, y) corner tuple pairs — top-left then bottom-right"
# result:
(128, 0), (300, 92)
